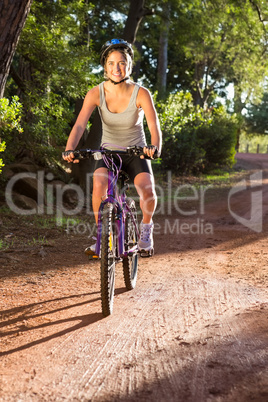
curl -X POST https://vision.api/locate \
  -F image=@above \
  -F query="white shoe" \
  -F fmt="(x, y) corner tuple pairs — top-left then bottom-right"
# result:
(138, 221), (154, 251)
(84, 237), (98, 256)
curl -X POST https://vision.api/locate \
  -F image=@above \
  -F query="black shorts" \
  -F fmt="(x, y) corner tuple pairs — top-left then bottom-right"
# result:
(94, 153), (153, 182)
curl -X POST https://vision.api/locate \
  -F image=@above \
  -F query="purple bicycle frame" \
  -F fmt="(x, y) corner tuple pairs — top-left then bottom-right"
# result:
(94, 167), (134, 258)
(93, 148), (140, 258)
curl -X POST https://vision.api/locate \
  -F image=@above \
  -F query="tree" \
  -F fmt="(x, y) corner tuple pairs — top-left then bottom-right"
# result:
(156, 1), (170, 99)
(246, 91), (268, 135)
(0, 0), (33, 98)
(6, 1), (98, 150)
(136, 0), (268, 109)
(173, 0), (268, 108)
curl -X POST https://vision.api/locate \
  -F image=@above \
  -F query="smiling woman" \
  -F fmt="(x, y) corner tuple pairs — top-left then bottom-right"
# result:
(106, 52), (129, 84)
(62, 38), (162, 255)
(100, 39), (134, 85)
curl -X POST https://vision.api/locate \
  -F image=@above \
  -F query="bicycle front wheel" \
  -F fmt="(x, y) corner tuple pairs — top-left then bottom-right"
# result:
(123, 198), (139, 290)
(101, 203), (116, 316)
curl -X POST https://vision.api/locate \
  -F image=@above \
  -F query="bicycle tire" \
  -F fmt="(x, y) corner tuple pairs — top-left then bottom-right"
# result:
(123, 198), (139, 290)
(101, 202), (116, 316)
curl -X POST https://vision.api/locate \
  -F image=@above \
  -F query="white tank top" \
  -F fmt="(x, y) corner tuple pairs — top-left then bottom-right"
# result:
(98, 81), (147, 150)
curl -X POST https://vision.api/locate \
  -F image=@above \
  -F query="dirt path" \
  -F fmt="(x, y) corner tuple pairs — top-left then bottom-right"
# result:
(0, 153), (268, 401)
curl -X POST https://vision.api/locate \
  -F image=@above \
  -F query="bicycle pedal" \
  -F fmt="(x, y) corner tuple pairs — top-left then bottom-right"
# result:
(88, 254), (100, 260)
(85, 249), (100, 259)
(139, 248), (154, 258)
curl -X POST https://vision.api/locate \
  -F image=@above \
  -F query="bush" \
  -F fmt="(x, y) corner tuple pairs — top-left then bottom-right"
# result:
(155, 92), (238, 174)
(0, 93), (74, 169)
(21, 90), (74, 166)
(0, 141), (6, 173)
(0, 96), (23, 168)
(196, 106), (238, 171)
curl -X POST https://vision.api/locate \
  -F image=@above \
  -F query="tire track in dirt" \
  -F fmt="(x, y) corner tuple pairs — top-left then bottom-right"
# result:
(3, 253), (266, 402)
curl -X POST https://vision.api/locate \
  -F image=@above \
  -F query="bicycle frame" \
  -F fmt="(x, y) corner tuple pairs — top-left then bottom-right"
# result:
(94, 154), (139, 259)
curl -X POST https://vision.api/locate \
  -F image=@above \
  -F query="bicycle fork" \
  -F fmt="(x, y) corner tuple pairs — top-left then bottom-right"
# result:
(95, 200), (125, 259)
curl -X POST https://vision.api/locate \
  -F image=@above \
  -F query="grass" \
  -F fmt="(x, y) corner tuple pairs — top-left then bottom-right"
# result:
(199, 170), (241, 186)
(0, 232), (51, 250)
(0, 238), (11, 250)
(26, 235), (49, 247)
(202, 171), (231, 182)
(154, 166), (247, 200)
(55, 216), (86, 227)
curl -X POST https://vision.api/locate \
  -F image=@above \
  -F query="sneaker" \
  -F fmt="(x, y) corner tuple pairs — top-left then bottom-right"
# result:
(138, 221), (154, 252)
(84, 237), (99, 257)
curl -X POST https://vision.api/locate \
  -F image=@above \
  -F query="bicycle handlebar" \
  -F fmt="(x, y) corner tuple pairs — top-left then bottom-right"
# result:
(69, 146), (159, 161)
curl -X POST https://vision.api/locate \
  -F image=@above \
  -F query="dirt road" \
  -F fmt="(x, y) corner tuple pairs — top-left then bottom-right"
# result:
(0, 153), (268, 401)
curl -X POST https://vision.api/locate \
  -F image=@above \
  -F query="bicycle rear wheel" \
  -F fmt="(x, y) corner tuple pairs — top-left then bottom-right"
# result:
(123, 198), (139, 290)
(101, 203), (116, 316)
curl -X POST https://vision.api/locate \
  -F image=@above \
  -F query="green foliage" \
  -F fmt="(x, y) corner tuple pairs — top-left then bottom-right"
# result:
(0, 96), (23, 168)
(196, 107), (238, 170)
(5, 1), (99, 166)
(0, 141), (6, 173)
(0, 96), (23, 133)
(3, 0), (267, 174)
(138, 0), (268, 108)
(15, 1), (98, 98)
(20, 90), (75, 166)
(156, 92), (238, 174)
(245, 91), (268, 135)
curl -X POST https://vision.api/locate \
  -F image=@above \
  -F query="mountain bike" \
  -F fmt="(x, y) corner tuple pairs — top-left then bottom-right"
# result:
(73, 145), (156, 317)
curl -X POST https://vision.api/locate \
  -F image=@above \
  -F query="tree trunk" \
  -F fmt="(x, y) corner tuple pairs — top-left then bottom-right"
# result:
(123, 0), (154, 44)
(233, 83), (245, 151)
(157, 3), (170, 99)
(0, 0), (33, 98)
(192, 62), (206, 107)
(131, 41), (142, 81)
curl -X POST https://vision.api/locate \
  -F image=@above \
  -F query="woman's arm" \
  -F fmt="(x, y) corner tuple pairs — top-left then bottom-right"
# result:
(137, 86), (162, 158)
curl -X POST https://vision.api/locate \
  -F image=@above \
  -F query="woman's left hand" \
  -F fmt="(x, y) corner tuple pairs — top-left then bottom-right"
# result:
(142, 145), (159, 159)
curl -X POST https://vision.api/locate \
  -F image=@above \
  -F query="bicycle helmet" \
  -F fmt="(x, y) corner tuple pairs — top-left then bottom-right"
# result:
(100, 39), (134, 67)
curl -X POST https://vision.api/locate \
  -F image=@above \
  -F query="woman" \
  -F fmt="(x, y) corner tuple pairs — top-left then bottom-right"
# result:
(63, 39), (162, 254)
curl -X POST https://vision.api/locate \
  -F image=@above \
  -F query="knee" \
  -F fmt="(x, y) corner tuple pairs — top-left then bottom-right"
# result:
(140, 184), (156, 202)
(134, 173), (157, 202)
(93, 177), (107, 197)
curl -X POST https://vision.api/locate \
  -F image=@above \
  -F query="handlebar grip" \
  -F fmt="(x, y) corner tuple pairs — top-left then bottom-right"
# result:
(127, 146), (159, 160)
(62, 149), (92, 162)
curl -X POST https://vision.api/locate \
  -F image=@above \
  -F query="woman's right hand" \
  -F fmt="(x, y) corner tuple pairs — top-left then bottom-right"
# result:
(62, 150), (80, 163)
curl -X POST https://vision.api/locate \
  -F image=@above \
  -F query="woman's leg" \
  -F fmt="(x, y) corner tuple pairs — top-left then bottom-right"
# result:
(134, 172), (157, 224)
(92, 167), (108, 224)
(85, 167), (108, 256)
(134, 172), (156, 251)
